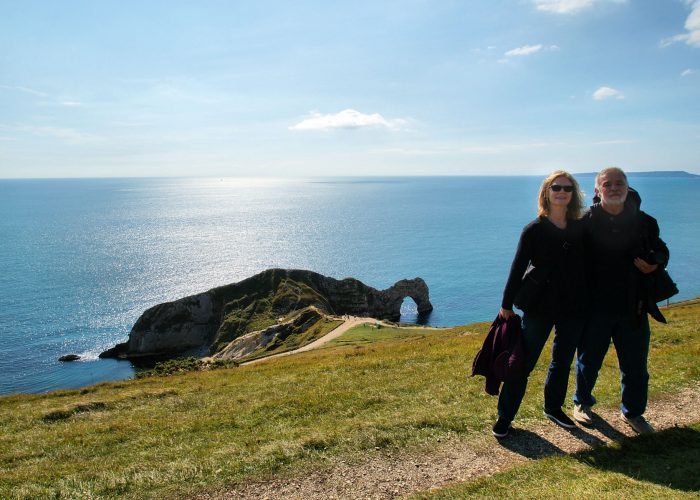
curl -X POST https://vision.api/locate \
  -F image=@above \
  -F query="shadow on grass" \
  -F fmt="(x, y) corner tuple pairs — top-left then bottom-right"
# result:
(498, 425), (609, 459)
(584, 412), (628, 442)
(575, 426), (700, 492)
(497, 428), (566, 459)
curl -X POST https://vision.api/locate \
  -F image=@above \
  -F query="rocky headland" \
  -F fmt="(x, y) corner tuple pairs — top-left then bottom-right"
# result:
(100, 269), (433, 362)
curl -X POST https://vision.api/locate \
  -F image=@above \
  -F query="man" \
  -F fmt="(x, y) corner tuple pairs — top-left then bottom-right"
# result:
(573, 167), (669, 434)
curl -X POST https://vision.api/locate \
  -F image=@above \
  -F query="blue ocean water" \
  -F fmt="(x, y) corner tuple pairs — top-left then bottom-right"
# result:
(1, 175), (698, 395)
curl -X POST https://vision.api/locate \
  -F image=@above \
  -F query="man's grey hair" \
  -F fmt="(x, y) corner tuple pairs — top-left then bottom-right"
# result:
(595, 167), (628, 188)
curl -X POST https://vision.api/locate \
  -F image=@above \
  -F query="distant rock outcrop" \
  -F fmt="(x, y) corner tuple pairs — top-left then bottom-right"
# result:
(100, 269), (433, 361)
(58, 354), (81, 362)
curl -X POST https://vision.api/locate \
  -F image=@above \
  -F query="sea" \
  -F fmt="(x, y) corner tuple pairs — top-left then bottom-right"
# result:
(1, 175), (698, 395)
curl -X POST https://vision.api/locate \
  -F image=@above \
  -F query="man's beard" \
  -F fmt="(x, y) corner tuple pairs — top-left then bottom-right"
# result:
(603, 193), (627, 205)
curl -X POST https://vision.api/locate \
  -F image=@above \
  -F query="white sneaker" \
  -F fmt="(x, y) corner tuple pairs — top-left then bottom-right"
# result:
(573, 404), (593, 426)
(621, 413), (655, 434)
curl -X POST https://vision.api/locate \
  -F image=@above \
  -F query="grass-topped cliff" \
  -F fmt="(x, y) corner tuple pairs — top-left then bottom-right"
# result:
(100, 268), (432, 361)
(2, 299), (699, 498)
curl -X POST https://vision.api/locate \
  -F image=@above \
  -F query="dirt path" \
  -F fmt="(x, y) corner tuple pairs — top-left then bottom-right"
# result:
(198, 381), (700, 499)
(240, 316), (386, 367)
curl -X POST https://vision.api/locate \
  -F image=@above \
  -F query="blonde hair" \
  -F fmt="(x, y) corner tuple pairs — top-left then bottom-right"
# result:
(537, 170), (584, 220)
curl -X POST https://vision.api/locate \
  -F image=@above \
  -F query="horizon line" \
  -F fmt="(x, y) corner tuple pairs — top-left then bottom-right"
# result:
(1, 170), (699, 181)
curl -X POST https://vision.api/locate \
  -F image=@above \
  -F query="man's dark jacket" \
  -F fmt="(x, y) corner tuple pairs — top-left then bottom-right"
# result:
(586, 188), (671, 323)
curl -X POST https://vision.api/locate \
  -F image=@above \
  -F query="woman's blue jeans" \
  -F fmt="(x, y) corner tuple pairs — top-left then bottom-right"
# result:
(497, 314), (583, 423)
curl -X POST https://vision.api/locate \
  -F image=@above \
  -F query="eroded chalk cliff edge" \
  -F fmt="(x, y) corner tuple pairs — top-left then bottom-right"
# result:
(100, 268), (433, 361)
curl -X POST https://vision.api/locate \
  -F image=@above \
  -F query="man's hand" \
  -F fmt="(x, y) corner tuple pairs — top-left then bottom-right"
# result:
(499, 308), (516, 319)
(634, 257), (658, 274)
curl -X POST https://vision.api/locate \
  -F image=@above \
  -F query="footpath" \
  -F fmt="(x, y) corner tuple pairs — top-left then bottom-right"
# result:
(198, 315), (700, 499)
(198, 382), (700, 499)
(240, 316), (389, 367)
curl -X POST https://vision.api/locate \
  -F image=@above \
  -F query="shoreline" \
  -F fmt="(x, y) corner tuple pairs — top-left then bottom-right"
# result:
(2, 297), (694, 398)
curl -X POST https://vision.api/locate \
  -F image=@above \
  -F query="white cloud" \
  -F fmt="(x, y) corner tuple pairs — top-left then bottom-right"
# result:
(501, 45), (559, 62)
(661, 0), (700, 48)
(289, 109), (407, 131)
(533, 0), (626, 14)
(593, 86), (624, 100)
(681, 68), (697, 76)
(505, 44), (543, 57)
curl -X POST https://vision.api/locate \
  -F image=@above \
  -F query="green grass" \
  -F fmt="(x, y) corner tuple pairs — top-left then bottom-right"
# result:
(0, 300), (698, 498)
(416, 423), (700, 499)
(324, 323), (469, 348)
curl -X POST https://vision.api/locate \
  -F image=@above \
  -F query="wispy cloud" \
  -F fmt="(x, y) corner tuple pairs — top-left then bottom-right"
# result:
(58, 101), (84, 107)
(378, 142), (555, 156)
(35, 99), (86, 108)
(533, 0), (627, 14)
(500, 44), (560, 63)
(505, 44), (544, 57)
(460, 142), (553, 154)
(592, 139), (636, 145)
(380, 139), (636, 156)
(661, 0), (700, 48)
(499, 44), (559, 64)
(1, 85), (85, 107)
(289, 109), (407, 131)
(681, 68), (697, 76)
(470, 46), (497, 54)
(593, 86), (624, 100)
(14, 125), (100, 144)
(0, 85), (48, 97)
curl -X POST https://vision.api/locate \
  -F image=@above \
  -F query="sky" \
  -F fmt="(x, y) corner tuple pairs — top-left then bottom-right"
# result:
(1, 0), (699, 178)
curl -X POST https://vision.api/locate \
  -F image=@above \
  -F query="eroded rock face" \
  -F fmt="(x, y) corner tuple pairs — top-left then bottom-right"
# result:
(100, 269), (433, 360)
(100, 293), (216, 360)
(212, 307), (324, 361)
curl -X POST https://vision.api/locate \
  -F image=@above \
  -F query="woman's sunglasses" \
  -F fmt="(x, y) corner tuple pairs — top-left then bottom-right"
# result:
(550, 185), (574, 193)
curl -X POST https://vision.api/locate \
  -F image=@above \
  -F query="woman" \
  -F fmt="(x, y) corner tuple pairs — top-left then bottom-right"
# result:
(493, 170), (587, 438)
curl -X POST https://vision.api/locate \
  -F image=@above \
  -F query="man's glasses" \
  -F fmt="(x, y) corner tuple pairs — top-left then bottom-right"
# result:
(550, 185), (574, 193)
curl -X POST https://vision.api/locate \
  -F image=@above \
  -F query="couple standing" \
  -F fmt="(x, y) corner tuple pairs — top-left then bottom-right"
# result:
(493, 167), (669, 438)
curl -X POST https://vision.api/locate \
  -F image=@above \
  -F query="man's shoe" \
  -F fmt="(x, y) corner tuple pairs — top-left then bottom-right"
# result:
(544, 407), (577, 429)
(573, 404), (594, 426)
(621, 413), (655, 434)
(492, 417), (511, 438)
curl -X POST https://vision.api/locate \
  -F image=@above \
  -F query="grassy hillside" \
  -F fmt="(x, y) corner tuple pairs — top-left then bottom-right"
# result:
(1, 300), (698, 498)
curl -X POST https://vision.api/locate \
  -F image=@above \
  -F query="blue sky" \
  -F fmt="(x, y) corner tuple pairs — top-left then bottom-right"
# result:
(1, 0), (699, 178)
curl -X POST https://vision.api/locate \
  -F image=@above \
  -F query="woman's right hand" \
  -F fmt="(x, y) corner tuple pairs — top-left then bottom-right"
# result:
(499, 307), (515, 319)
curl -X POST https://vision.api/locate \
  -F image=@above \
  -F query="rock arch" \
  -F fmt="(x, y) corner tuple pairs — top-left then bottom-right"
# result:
(375, 278), (433, 321)
(100, 269), (434, 360)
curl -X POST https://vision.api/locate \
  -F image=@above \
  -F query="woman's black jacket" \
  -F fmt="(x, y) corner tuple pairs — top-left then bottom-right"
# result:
(501, 216), (587, 318)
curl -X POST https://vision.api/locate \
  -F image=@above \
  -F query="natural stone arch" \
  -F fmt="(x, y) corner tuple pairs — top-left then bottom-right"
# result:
(376, 278), (433, 321)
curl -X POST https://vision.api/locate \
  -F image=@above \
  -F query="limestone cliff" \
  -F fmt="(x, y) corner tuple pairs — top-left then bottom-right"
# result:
(100, 268), (433, 360)
(211, 306), (327, 361)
